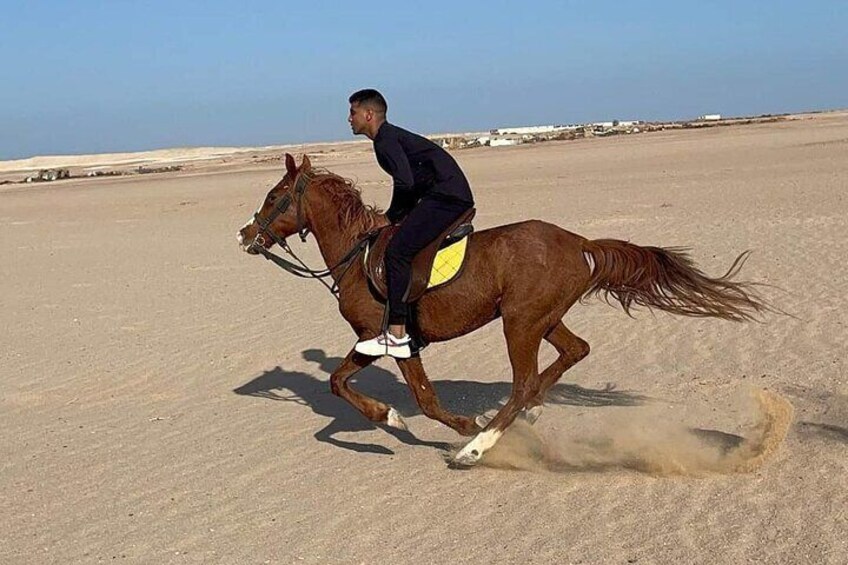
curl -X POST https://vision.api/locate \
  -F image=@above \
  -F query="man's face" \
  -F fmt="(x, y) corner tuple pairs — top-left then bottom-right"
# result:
(348, 102), (371, 135)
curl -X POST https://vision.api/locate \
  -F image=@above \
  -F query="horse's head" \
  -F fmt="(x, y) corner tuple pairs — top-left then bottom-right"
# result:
(238, 153), (314, 254)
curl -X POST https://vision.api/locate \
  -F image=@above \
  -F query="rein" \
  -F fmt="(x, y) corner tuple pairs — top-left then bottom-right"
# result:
(254, 237), (371, 298)
(249, 169), (375, 299)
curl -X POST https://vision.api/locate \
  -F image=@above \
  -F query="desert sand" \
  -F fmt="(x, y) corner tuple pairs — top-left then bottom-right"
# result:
(1, 112), (846, 564)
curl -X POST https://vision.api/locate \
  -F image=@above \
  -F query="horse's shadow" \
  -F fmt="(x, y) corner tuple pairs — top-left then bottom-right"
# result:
(233, 348), (648, 456)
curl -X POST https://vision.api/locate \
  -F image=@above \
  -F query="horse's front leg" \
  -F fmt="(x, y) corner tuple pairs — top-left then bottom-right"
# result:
(330, 349), (406, 430)
(396, 356), (482, 436)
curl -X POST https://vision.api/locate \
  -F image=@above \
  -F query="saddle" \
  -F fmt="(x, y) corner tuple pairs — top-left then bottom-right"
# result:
(365, 208), (475, 303)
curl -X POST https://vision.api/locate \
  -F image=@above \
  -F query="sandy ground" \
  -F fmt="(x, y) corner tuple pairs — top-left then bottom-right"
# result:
(1, 113), (847, 564)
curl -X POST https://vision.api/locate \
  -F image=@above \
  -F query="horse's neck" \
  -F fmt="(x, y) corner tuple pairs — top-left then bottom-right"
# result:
(307, 191), (375, 279)
(311, 218), (357, 271)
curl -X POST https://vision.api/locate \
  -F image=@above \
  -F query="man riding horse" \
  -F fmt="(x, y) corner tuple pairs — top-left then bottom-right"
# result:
(347, 89), (475, 359)
(237, 92), (770, 468)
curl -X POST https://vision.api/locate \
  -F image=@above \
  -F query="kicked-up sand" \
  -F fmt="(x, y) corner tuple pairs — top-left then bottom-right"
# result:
(1, 112), (847, 564)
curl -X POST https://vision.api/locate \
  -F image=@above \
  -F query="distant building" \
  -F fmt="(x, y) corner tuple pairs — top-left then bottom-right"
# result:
(25, 168), (70, 182)
(698, 114), (722, 121)
(491, 120), (642, 136)
(490, 138), (519, 147)
(491, 125), (559, 135)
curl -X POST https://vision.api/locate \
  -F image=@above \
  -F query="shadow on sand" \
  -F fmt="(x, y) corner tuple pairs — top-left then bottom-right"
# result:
(798, 421), (848, 445)
(233, 348), (649, 456)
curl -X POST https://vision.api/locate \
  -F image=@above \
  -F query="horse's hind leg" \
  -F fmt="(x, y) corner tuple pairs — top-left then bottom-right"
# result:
(396, 357), (481, 436)
(523, 321), (591, 423)
(330, 349), (405, 430)
(452, 318), (545, 467)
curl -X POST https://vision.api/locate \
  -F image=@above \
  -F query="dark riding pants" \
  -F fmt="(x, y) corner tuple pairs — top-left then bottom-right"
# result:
(385, 195), (472, 326)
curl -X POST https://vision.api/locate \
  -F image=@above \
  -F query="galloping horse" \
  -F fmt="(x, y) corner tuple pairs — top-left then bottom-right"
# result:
(237, 154), (768, 467)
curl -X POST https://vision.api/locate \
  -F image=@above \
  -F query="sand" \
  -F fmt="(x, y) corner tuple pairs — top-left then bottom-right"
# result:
(1, 112), (846, 564)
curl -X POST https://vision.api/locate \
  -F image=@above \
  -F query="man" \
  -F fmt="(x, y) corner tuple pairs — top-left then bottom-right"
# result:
(348, 89), (474, 359)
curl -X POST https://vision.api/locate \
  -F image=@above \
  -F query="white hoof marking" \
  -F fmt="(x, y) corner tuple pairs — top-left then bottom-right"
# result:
(453, 429), (503, 467)
(387, 407), (408, 431)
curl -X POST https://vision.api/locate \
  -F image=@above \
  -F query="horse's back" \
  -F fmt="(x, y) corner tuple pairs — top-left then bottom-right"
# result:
(469, 219), (588, 275)
(469, 220), (589, 282)
(417, 219), (592, 340)
(473, 219), (585, 245)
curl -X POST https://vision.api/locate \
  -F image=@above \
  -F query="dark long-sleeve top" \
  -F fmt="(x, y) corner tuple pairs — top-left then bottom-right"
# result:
(373, 122), (474, 223)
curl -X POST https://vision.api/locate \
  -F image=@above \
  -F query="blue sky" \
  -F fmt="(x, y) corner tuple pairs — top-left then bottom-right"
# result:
(2, 1), (845, 159)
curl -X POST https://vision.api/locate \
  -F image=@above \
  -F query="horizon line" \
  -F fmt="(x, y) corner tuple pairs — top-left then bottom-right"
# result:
(3, 107), (845, 166)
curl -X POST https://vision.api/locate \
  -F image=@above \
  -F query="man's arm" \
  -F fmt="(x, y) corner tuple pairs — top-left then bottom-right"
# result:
(376, 138), (416, 223)
(385, 190), (417, 224)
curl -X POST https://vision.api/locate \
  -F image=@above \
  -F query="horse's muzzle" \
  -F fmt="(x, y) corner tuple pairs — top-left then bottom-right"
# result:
(237, 225), (263, 254)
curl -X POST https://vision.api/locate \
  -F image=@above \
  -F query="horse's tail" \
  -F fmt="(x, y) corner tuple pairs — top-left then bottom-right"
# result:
(581, 239), (771, 321)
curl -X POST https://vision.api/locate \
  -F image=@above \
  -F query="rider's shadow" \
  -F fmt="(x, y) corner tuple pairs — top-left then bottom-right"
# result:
(233, 348), (648, 456)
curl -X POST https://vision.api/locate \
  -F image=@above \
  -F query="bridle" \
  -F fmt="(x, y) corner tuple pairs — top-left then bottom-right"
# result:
(247, 169), (374, 299)
(252, 168), (314, 248)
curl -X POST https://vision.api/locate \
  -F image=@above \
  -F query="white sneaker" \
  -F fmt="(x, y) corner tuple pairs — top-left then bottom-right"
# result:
(354, 332), (412, 359)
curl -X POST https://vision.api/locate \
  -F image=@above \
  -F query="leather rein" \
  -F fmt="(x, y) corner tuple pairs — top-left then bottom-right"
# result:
(248, 170), (373, 299)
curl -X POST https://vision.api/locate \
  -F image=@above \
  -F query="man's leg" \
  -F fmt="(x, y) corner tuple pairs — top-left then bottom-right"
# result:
(385, 197), (471, 338)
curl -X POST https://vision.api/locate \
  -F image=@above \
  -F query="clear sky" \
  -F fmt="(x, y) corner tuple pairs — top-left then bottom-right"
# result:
(2, 0), (845, 159)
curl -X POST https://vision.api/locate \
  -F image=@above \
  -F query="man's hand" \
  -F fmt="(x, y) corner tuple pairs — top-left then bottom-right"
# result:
(384, 209), (405, 226)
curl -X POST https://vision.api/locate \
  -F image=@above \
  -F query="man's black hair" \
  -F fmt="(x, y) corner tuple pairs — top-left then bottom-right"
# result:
(348, 89), (388, 114)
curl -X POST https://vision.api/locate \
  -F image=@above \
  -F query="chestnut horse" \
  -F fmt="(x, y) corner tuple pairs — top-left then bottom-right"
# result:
(238, 154), (768, 467)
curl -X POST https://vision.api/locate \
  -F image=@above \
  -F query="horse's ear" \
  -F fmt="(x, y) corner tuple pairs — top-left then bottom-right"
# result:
(285, 153), (297, 178)
(300, 154), (312, 171)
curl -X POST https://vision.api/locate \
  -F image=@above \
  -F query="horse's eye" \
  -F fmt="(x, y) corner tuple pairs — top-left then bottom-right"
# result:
(268, 194), (277, 204)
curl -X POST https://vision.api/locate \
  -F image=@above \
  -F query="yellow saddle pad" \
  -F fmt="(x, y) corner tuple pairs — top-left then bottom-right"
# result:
(428, 236), (469, 288)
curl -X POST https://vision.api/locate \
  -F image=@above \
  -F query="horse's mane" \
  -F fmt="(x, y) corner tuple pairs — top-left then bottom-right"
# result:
(311, 169), (383, 236)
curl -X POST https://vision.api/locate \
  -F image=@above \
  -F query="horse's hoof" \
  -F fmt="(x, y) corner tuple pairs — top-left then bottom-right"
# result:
(447, 458), (476, 470)
(475, 414), (492, 429)
(386, 407), (408, 431)
(450, 450), (480, 469)
(452, 428), (504, 468)
(452, 438), (489, 467)
(522, 405), (544, 425)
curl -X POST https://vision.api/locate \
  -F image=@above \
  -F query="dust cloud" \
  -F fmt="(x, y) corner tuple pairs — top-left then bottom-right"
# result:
(480, 389), (793, 476)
